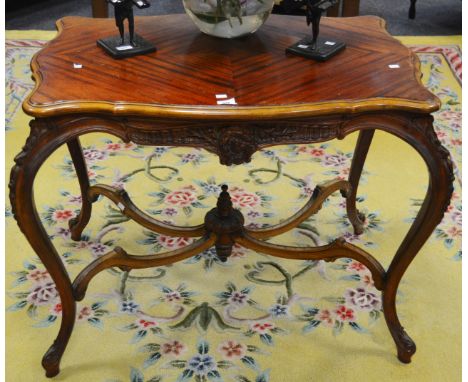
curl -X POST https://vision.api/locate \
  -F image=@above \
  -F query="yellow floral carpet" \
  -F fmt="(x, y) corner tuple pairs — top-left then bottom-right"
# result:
(6, 31), (461, 382)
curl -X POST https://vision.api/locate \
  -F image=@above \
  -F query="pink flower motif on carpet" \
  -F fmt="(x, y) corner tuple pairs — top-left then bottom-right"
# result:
(77, 306), (93, 321)
(52, 209), (75, 222)
(335, 167), (350, 180)
(297, 146), (325, 157)
(26, 269), (50, 283)
(317, 309), (334, 327)
(83, 148), (108, 162)
(448, 208), (462, 225)
(361, 273), (375, 288)
(230, 187), (261, 209)
(218, 340), (246, 359)
(105, 143), (123, 151)
(156, 235), (193, 249)
(437, 110), (461, 131)
(250, 322), (275, 334)
(230, 244), (247, 259)
(136, 318), (158, 328)
(87, 169), (98, 180)
(334, 305), (355, 321)
(346, 261), (368, 273)
(164, 186), (197, 207)
(162, 340), (186, 357)
(51, 302), (62, 316)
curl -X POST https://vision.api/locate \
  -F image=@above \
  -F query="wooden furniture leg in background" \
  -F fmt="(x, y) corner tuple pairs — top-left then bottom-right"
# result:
(327, 3), (340, 17)
(327, 0), (360, 17)
(409, 0), (417, 19)
(92, 0), (108, 18)
(342, 0), (360, 16)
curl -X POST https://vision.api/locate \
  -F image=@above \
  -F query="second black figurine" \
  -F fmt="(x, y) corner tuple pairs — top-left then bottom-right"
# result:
(97, 0), (156, 59)
(285, 0), (346, 61)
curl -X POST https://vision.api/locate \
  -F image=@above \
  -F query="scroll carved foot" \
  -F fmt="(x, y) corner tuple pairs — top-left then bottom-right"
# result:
(204, 185), (244, 262)
(387, 323), (416, 363)
(340, 188), (365, 235)
(352, 211), (365, 235)
(68, 193), (98, 241)
(42, 340), (63, 378)
(357, 210), (366, 222)
(40, 295), (76, 378)
(68, 217), (81, 241)
(397, 329), (416, 363)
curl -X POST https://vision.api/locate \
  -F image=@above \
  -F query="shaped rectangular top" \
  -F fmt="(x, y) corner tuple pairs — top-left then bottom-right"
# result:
(24, 14), (439, 120)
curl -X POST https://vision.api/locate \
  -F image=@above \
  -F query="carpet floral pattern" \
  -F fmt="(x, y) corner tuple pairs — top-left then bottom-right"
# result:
(5, 33), (461, 382)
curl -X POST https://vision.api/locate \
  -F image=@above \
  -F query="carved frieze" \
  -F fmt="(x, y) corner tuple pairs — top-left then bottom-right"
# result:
(124, 118), (344, 166)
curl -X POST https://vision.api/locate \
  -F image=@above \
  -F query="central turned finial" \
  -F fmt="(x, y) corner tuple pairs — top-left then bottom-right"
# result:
(204, 184), (245, 262)
(217, 185), (233, 218)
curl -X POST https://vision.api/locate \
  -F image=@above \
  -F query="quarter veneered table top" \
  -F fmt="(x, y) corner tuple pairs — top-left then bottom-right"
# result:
(24, 14), (439, 119)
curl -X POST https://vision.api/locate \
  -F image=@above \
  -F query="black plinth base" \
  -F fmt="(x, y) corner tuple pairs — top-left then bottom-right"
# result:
(286, 37), (346, 62)
(97, 34), (156, 59)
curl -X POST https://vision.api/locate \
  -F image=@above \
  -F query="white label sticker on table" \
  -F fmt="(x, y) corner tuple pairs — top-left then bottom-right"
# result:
(216, 94), (228, 99)
(116, 45), (134, 51)
(298, 44), (309, 49)
(217, 98), (237, 105)
(388, 64), (400, 69)
(324, 41), (336, 46)
(73, 63), (83, 69)
(117, 202), (125, 211)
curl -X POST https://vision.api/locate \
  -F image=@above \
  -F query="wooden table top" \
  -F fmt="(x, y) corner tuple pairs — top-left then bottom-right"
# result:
(24, 14), (439, 120)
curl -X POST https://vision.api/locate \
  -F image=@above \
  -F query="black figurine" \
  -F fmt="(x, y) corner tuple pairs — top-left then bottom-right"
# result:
(97, 0), (156, 59)
(285, 0), (346, 61)
(306, 0), (336, 50)
(111, 0), (138, 46)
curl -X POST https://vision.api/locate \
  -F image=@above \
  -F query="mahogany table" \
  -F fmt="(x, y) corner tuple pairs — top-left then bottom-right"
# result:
(10, 14), (454, 378)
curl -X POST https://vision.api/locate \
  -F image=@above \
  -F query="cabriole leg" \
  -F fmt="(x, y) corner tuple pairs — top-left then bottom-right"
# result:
(67, 138), (95, 241)
(381, 116), (453, 363)
(346, 129), (375, 235)
(9, 119), (77, 377)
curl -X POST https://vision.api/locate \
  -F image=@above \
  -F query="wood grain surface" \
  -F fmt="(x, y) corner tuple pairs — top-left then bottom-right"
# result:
(24, 14), (439, 119)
